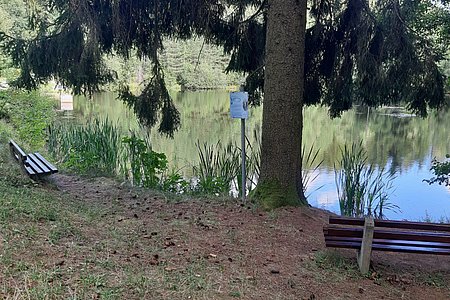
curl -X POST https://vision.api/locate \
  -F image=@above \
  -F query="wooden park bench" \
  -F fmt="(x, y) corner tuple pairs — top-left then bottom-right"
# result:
(9, 139), (58, 179)
(323, 216), (450, 273)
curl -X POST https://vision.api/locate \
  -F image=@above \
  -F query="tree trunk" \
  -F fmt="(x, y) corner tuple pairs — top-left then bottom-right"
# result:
(253, 0), (308, 209)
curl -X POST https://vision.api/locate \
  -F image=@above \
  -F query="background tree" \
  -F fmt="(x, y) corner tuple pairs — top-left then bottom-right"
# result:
(0, 0), (28, 80)
(1, 0), (448, 209)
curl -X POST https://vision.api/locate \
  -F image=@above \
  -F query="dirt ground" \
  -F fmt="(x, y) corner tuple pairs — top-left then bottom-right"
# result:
(3, 173), (450, 299)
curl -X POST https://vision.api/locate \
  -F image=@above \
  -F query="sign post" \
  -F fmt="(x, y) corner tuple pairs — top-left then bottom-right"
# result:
(230, 92), (249, 201)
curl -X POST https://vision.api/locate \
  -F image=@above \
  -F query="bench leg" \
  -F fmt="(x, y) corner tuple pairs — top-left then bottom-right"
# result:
(357, 216), (374, 274)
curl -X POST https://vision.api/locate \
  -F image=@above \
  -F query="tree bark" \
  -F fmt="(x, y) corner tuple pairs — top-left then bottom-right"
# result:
(253, 0), (308, 209)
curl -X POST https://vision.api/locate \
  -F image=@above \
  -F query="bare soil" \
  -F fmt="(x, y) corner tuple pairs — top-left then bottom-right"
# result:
(2, 173), (450, 299)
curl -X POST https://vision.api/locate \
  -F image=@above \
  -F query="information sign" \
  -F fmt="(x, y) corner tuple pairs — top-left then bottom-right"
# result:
(230, 92), (249, 119)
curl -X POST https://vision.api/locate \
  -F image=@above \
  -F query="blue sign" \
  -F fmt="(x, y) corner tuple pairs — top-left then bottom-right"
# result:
(230, 92), (249, 119)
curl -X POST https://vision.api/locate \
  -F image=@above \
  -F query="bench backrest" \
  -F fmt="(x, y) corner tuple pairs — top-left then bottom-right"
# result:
(324, 216), (450, 255)
(9, 139), (27, 162)
(329, 216), (450, 232)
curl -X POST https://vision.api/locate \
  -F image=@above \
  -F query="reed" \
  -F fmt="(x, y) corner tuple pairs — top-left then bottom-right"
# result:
(47, 118), (122, 175)
(245, 130), (261, 191)
(302, 144), (324, 196)
(193, 141), (240, 194)
(335, 141), (397, 218)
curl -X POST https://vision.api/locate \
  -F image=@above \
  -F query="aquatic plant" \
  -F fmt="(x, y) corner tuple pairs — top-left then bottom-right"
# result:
(47, 118), (121, 175)
(160, 170), (190, 194)
(302, 144), (324, 197)
(245, 131), (261, 192)
(192, 141), (240, 195)
(335, 141), (397, 218)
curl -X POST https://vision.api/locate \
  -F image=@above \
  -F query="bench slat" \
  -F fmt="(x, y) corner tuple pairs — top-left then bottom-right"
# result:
(28, 153), (51, 174)
(324, 226), (450, 243)
(325, 240), (450, 255)
(325, 236), (450, 249)
(33, 152), (58, 173)
(25, 157), (45, 174)
(329, 216), (450, 232)
(24, 164), (36, 175)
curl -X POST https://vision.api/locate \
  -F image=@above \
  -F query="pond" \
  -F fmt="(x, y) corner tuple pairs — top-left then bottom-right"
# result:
(62, 91), (450, 221)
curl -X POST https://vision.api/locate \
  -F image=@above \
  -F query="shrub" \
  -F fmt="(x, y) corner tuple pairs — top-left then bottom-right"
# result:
(122, 134), (169, 188)
(424, 154), (450, 187)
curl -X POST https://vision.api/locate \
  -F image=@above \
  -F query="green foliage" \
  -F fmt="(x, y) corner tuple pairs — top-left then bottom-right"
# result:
(192, 141), (240, 195)
(103, 39), (242, 91)
(47, 119), (121, 175)
(0, 90), (55, 148)
(424, 154), (450, 186)
(2, 0), (447, 136)
(160, 39), (242, 90)
(302, 144), (324, 197)
(122, 135), (169, 188)
(303, 1), (448, 117)
(0, 0), (28, 81)
(335, 141), (397, 218)
(246, 131), (261, 192)
(119, 71), (180, 137)
(160, 171), (190, 194)
(47, 120), (190, 192)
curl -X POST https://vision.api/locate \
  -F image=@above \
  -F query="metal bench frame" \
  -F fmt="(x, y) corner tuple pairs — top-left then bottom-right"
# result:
(9, 139), (58, 179)
(323, 216), (450, 273)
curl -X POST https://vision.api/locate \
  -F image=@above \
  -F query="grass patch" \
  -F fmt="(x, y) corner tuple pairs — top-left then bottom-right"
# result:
(0, 90), (56, 149)
(310, 250), (361, 281)
(416, 272), (449, 288)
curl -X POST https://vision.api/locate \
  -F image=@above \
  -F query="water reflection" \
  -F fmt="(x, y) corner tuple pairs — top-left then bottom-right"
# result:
(67, 91), (449, 221)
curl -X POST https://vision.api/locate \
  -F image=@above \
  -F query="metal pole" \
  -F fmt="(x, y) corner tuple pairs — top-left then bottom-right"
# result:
(241, 118), (246, 201)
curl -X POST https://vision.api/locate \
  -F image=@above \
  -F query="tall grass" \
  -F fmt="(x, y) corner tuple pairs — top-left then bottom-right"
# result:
(48, 118), (122, 175)
(335, 141), (397, 218)
(192, 141), (240, 195)
(302, 144), (324, 196)
(46, 120), (323, 199)
(246, 131), (261, 192)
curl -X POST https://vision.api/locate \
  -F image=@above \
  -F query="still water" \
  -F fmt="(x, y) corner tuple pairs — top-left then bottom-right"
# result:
(65, 91), (450, 221)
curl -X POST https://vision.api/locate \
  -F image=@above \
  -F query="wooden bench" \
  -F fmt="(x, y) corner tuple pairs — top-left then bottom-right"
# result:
(323, 216), (450, 273)
(9, 139), (58, 179)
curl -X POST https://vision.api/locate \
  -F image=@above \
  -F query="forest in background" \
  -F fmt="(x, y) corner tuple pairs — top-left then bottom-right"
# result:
(0, 0), (243, 91)
(0, 0), (448, 93)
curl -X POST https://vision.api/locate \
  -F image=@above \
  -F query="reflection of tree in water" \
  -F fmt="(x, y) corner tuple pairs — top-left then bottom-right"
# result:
(69, 92), (449, 175)
(303, 105), (450, 172)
